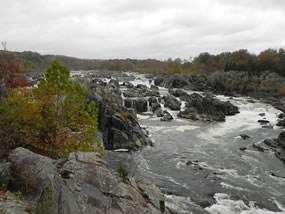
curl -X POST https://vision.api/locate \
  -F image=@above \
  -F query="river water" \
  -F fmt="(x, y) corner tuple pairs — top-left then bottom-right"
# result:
(72, 71), (285, 214)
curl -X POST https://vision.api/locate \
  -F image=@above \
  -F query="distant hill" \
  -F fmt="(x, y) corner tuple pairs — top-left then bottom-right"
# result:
(1, 48), (285, 77)
(2, 50), (166, 73)
(9, 51), (101, 72)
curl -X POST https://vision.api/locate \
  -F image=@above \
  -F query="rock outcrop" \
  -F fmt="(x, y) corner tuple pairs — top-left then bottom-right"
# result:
(160, 110), (174, 121)
(123, 87), (159, 98)
(154, 71), (285, 107)
(207, 71), (285, 96)
(87, 82), (152, 151)
(163, 95), (181, 111)
(263, 131), (285, 163)
(154, 74), (206, 89)
(177, 93), (239, 121)
(277, 118), (285, 127)
(1, 148), (169, 214)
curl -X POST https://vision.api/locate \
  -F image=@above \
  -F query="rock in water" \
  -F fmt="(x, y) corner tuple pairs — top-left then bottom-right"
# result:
(5, 148), (167, 214)
(240, 134), (250, 140)
(252, 143), (267, 152)
(160, 111), (173, 121)
(258, 119), (270, 124)
(133, 98), (148, 113)
(239, 147), (247, 151)
(163, 95), (181, 111)
(177, 93), (239, 121)
(263, 131), (285, 163)
(277, 118), (285, 127)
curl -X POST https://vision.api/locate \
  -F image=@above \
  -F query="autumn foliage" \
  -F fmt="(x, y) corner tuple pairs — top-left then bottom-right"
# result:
(0, 50), (30, 91)
(0, 61), (102, 158)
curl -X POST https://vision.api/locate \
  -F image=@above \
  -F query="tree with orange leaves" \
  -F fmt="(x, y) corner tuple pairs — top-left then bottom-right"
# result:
(0, 42), (30, 97)
(0, 61), (102, 158)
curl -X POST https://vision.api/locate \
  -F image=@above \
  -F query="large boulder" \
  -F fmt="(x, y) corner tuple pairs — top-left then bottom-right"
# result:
(163, 95), (181, 111)
(154, 77), (165, 86)
(169, 88), (188, 98)
(166, 75), (190, 88)
(178, 93), (239, 121)
(151, 103), (161, 113)
(160, 111), (173, 121)
(5, 148), (168, 214)
(133, 99), (148, 113)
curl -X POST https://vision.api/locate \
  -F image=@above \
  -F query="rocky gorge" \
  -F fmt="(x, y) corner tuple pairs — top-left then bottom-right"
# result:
(76, 70), (285, 213)
(1, 69), (285, 214)
(87, 70), (285, 213)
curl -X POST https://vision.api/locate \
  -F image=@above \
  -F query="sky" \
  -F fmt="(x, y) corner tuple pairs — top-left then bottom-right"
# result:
(1, 0), (285, 60)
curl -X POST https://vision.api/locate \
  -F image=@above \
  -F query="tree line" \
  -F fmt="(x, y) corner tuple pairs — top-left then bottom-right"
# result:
(3, 48), (285, 77)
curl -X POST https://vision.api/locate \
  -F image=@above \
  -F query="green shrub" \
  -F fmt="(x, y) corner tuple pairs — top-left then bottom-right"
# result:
(117, 161), (128, 182)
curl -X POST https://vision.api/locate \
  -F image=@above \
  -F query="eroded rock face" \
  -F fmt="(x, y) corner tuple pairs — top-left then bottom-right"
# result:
(89, 84), (152, 150)
(5, 148), (168, 214)
(177, 93), (239, 121)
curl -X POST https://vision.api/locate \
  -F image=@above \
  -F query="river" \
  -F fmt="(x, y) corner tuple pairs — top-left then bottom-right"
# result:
(72, 71), (285, 214)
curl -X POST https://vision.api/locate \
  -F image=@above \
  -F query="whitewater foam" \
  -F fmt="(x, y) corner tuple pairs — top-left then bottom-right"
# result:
(176, 125), (199, 132)
(205, 193), (285, 214)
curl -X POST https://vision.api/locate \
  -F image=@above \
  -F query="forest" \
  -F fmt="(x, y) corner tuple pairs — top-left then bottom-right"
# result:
(1, 48), (285, 77)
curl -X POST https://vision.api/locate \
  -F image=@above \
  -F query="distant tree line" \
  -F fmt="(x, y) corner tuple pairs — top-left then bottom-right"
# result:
(192, 48), (285, 77)
(1, 48), (285, 77)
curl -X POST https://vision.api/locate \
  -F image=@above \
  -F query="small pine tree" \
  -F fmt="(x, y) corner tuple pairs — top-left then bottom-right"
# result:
(117, 161), (128, 182)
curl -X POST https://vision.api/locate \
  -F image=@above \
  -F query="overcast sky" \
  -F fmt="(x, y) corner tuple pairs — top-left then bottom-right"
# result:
(1, 0), (285, 60)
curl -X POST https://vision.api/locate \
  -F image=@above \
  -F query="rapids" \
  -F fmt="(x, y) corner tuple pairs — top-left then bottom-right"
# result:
(106, 73), (285, 214)
(72, 71), (285, 213)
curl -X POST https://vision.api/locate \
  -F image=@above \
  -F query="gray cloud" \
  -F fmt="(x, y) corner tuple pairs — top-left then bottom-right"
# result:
(1, 0), (285, 59)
